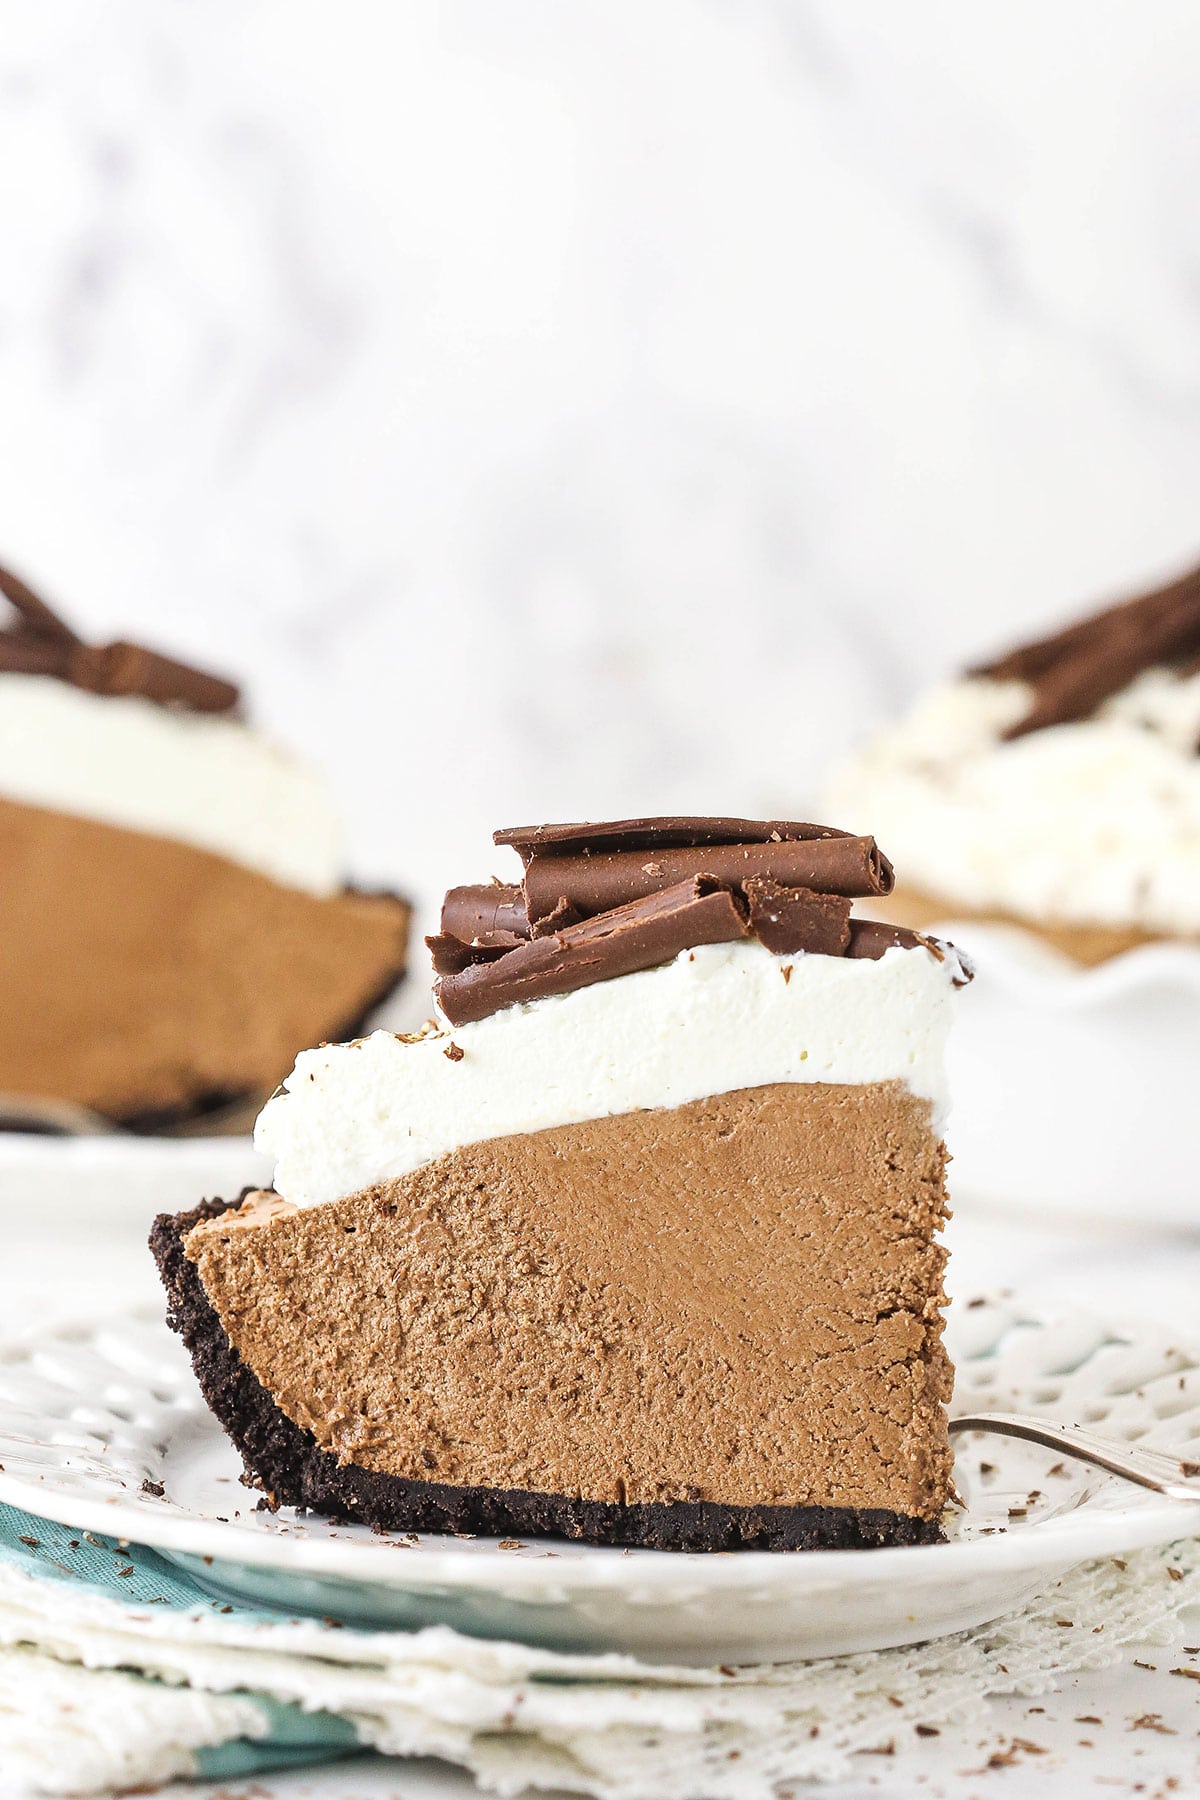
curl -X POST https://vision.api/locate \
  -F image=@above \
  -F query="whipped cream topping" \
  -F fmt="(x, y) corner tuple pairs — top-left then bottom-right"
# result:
(256, 937), (963, 1209)
(0, 673), (344, 894)
(831, 673), (1200, 939)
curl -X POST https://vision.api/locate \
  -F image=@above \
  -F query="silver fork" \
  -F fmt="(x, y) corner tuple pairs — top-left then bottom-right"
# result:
(950, 1413), (1200, 1503)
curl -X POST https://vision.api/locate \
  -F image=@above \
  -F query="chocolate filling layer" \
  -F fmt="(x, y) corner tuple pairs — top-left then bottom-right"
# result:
(151, 1200), (941, 1553)
(0, 795), (409, 1121)
(155, 1082), (952, 1549)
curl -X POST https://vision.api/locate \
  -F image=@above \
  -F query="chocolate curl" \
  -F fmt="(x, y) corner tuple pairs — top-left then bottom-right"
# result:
(0, 562), (80, 644)
(69, 640), (240, 714)
(0, 559), (241, 715)
(1000, 622), (1200, 741)
(521, 834), (893, 924)
(743, 879), (851, 956)
(971, 560), (1200, 740)
(495, 817), (850, 857)
(1005, 594), (1200, 740)
(441, 884), (529, 940)
(975, 562), (1200, 683)
(436, 876), (749, 1026)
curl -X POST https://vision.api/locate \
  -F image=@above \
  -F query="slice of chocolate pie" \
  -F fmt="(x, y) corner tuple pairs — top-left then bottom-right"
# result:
(153, 817), (971, 1552)
(0, 564), (409, 1128)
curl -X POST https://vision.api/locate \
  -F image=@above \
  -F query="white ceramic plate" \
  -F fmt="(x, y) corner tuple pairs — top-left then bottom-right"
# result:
(925, 922), (1200, 1227)
(0, 1299), (1198, 1664)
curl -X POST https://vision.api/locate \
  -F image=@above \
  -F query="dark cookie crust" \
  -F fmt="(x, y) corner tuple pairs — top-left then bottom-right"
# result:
(151, 1198), (944, 1554)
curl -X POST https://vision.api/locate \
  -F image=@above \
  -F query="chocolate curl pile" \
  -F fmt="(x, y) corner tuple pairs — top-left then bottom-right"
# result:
(0, 562), (240, 715)
(429, 815), (955, 1027)
(435, 877), (749, 1026)
(971, 559), (1200, 744)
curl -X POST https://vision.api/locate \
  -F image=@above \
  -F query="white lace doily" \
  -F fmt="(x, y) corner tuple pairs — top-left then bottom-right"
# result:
(0, 1537), (1197, 1797)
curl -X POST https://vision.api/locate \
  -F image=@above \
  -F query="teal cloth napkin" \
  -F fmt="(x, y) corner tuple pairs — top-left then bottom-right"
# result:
(0, 1501), (362, 1780)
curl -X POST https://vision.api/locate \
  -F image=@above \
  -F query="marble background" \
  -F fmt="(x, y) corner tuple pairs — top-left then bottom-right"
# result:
(3, 1), (1199, 919)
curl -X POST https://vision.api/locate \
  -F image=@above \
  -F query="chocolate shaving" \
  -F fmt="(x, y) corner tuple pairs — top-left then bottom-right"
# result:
(971, 559), (1200, 741)
(441, 884), (529, 941)
(743, 879), (851, 956)
(435, 877), (749, 1026)
(495, 817), (851, 856)
(520, 834), (893, 925)
(0, 561), (240, 715)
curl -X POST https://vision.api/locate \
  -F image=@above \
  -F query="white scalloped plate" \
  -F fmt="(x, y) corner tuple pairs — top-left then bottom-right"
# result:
(0, 1299), (1198, 1664)
(922, 922), (1200, 1225)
